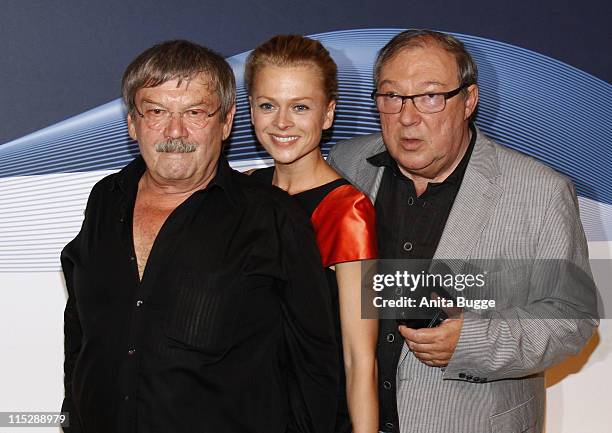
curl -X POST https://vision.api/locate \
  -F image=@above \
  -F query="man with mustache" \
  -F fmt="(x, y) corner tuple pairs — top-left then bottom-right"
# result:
(61, 40), (338, 433)
(328, 29), (598, 432)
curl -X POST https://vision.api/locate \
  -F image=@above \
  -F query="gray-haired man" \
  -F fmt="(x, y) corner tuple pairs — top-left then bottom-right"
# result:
(328, 29), (597, 433)
(62, 40), (337, 433)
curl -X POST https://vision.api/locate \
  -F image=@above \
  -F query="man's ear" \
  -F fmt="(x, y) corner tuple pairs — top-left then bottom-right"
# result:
(222, 104), (237, 141)
(463, 84), (479, 120)
(127, 112), (138, 141)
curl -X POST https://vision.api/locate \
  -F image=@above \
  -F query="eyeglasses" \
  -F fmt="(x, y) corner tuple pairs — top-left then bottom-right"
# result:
(371, 85), (467, 114)
(133, 104), (222, 130)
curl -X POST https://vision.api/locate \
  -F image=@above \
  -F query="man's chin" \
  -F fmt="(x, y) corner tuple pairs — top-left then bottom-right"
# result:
(152, 159), (196, 181)
(396, 156), (435, 177)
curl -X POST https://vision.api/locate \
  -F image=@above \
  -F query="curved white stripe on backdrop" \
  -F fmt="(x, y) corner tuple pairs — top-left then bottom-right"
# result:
(1, 31), (610, 276)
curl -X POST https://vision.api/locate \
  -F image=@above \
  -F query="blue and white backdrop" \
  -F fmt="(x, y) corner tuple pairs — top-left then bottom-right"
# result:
(1, 2), (610, 432)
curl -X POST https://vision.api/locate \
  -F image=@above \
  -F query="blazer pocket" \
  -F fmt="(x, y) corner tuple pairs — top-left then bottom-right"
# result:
(490, 395), (539, 433)
(163, 272), (243, 361)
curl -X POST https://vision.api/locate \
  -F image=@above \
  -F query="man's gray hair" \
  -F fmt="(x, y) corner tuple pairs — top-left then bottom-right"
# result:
(373, 29), (478, 90)
(122, 40), (236, 119)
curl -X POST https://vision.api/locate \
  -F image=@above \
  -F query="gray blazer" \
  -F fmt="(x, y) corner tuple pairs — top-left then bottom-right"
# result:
(328, 128), (598, 433)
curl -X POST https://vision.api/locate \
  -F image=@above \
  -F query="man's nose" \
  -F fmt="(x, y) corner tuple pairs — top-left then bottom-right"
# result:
(164, 112), (189, 137)
(398, 99), (421, 126)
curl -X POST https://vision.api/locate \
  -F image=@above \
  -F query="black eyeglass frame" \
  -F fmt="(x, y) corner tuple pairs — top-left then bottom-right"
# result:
(371, 84), (468, 114)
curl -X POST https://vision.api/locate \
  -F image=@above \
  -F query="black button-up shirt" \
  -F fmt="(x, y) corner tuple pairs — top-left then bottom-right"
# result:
(368, 126), (476, 432)
(370, 126), (475, 260)
(61, 156), (338, 433)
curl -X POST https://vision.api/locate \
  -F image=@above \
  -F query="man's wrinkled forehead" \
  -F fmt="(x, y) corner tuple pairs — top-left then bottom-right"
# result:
(135, 72), (219, 103)
(140, 72), (216, 96)
(379, 43), (458, 82)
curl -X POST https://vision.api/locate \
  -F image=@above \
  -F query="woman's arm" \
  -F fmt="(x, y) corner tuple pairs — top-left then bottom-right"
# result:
(335, 260), (379, 433)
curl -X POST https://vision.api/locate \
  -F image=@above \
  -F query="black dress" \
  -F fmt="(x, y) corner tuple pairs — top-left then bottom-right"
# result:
(252, 167), (377, 433)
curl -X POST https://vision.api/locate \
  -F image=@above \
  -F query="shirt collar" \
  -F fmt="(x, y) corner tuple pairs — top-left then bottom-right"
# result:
(111, 153), (240, 207)
(366, 123), (477, 186)
(110, 155), (146, 196)
(210, 154), (240, 207)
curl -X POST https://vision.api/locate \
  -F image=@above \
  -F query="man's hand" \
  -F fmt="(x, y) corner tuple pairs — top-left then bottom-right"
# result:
(398, 314), (464, 367)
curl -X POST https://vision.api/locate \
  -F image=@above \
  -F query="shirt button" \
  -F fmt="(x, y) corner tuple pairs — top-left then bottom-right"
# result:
(128, 349), (136, 356)
(123, 395), (130, 401)
(408, 197), (414, 205)
(136, 300), (143, 307)
(386, 333), (395, 343)
(385, 422), (395, 430)
(459, 372), (466, 379)
(466, 375), (473, 381)
(383, 380), (392, 390)
(473, 377), (480, 382)
(403, 242), (413, 252)
(130, 256), (135, 262)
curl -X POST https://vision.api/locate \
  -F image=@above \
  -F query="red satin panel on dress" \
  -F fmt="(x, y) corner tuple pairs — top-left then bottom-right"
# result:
(311, 184), (378, 267)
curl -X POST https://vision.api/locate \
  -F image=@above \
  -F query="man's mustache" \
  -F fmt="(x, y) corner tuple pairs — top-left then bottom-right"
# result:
(155, 138), (197, 153)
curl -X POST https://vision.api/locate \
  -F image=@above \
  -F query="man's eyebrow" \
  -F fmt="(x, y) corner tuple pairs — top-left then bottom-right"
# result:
(140, 98), (210, 107)
(140, 98), (162, 106)
(420, 81), (446, 87)
(377, 79), (398, 87)
(377, 80), (447, 90)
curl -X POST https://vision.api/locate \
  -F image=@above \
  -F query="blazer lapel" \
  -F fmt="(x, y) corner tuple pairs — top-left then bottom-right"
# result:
(433, 130), (503, 267)
(355, 135), (386, 203)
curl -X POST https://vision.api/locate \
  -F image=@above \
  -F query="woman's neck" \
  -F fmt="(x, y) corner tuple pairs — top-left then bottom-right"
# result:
(272, 150), (340, 195)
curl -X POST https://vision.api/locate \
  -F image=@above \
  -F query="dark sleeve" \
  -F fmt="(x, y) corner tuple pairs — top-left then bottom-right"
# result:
(60, 179), (104, 433)
(277, 203), (339, 433)
(60, 247), (84, 433)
